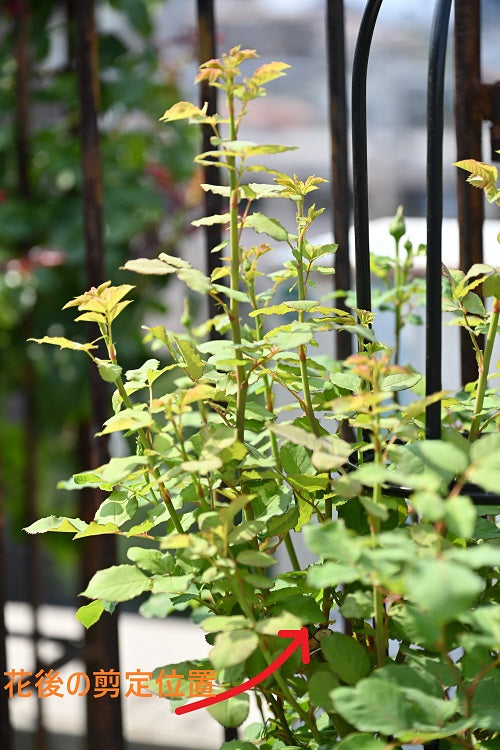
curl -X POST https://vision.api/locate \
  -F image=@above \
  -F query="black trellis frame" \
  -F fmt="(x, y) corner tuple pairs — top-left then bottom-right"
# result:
(352, 0), (500, 512)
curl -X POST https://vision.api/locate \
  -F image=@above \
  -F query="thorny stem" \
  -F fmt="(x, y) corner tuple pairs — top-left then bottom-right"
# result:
(104, 324), (184, 534)
(226, 85), (247, 449)
(266, 694), (298, 747)
(469, 296), (500, 441)
(393, 233), (402, 369)
(247, 281), (300, 572)
(295, 200), (321, 439)
(230, 568), (323, 743)
(370, 401), (387, 668)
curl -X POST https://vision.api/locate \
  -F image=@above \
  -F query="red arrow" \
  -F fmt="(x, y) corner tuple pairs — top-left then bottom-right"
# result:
(175, 627), (310, 716)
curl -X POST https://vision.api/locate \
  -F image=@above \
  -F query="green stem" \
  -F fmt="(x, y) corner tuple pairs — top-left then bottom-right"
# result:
(394, 236), (402, 368)
(114, 377), (184, 534)
(469, 296), (500, 441)
(231, 571), (322, 743)
(295, 203), (320, 438)
(226, 88), (247, 447)
(266, 694), (298, 746)
(371, 420), (387, 667)
(284, 533), (300, 571)
(248, 286), (300, 571)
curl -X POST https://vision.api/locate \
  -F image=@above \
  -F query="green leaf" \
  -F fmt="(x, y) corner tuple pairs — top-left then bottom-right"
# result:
(73, 521), (120, 538)
(219, 742), (257, 750)
(407, 440), (469, 484)
(96, 360), (123, 383)
(271, 594), (323, 624)
(192, 213), (231, 227)
(151, 575), (192, 594)
(337, 735), (387, 750)
(266, 324), (315, 349)
(201, 616), (252, 633)
(210, 630), (259, 669)
(122, 257), (176, 275)
(309, 666), (339, 712)
(330, 372), (362, 392)
(244, 212), (289, 241)
(126, 359), (160, 383)
(24, 515), (88, 535)
(97, 408), (153, 435)
(139, 593), (174, 619)
(484, 272), (500, 299)
(270, 424), (318, 451)
(321, 633), (370, 686)
(75, 600), (105, 629)
(262, 506), (297, 538)
(81, 564), (150, 603)
(305, 520), (360, 563)
(243, 573), (273, 589)
(175, 338), (205, 380)
(380, 372), (421, 392)
(160, 100), (209, 122)
(180, 457), (222, 474)
(207, 693), (249, 728)
(447, 544), (500, 569)
(307, 562), (361, 588)
(444, 495), (477, 538)
(29, 336), (96, 353)
(471, 677), (500, 729)
(237, 550), (275, 568)
(212, 284), (250, 303)
(255, 611), (302, 635)
(331, 676), (456, 736)
(127, 547), (173, 575)
(212, 140), (296, 158)
(280, 442), (314, 476)
(405, 559), (483, 625)
(96, 456), (149, 485)
(95, 492), (138, 527)
(249, 61), (291, 86)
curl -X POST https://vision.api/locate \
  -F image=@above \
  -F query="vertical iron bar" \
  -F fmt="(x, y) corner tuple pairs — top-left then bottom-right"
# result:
(14, 0), (30, 200)
(454, 0), (484, 386)
(197, 0), (224, 335)
(0, 462), (12, 750)
(352, 0), (384, 316)
(425, 0), (452, 440)
(14, 2), (46, 747)
(326, 0), (352, 360)
(74, 2), (124, 749)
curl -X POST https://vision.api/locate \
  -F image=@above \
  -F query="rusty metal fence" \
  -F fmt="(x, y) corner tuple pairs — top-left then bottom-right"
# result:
(1, 1), (498, 748)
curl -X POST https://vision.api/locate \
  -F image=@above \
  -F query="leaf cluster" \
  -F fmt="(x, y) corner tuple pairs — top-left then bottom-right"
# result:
(27, 49), (500, 749)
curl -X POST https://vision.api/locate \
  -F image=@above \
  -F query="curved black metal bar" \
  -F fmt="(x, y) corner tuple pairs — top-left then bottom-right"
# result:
(351, 0), (384, 314)
(425, 0), (453, 440)
(327, 0), (352, 361)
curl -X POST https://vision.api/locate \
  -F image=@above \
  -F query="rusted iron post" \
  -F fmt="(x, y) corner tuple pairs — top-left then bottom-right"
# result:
(0, 464), (12, 750)
(197, 0), (224, 335)
(327, 0), (352, 361)
(454, 0), (484, 386)
(74, 2), (124, 749)
(13, 1), (46, 747)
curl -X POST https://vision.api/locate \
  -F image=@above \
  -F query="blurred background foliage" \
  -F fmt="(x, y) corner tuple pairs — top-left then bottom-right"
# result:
(0, 0), (198, 596)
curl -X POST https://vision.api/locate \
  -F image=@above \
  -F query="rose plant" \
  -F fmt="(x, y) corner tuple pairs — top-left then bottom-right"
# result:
(26, 48), (500, 750)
